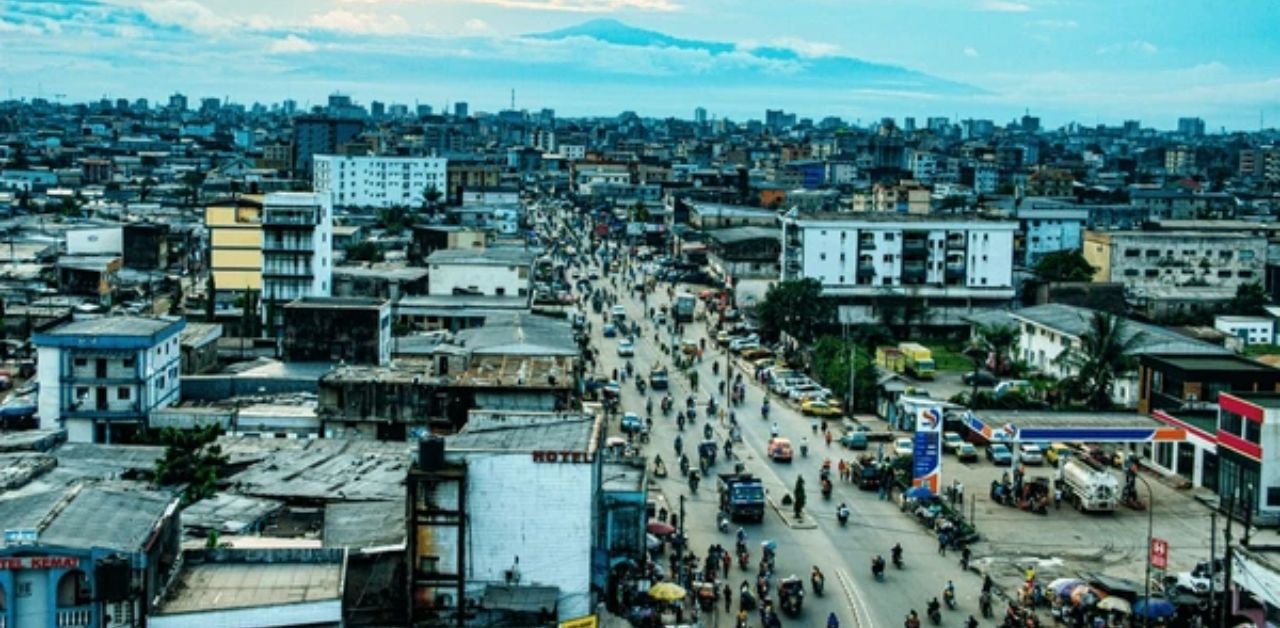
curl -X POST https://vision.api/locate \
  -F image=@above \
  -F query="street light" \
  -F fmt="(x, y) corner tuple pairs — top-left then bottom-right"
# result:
(1135, 471), (1154, 628)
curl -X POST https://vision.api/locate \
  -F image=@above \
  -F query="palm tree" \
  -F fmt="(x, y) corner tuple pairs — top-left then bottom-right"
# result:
(1054, 312), (1145, 410)
(971, 323), (1020, 376)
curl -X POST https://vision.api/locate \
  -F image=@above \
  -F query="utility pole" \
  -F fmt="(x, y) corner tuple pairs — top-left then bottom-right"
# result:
(1219, 495), (1234, 628)
(1207, 511), (1216, 624)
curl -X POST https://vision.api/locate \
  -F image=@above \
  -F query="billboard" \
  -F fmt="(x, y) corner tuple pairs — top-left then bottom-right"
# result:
(912, 406), (943, 493)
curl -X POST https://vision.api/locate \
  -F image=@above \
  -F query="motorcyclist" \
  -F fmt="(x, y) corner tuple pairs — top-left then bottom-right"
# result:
(871, 555), (885, 577)
(827, 612), (840, 628)
(770, 422), (780, 438)
(836, 503), (850, 523)
(737, 527), (747, 544)
(905, 610), (921, 628)
(811, 566), (825, 593)
(646, 398), (653, 417)
(927, 598), (941, 618)
(674, 434), (683, 454)
(689, 470), (700, 492)
(892, 543), (904, 567)
(944, 581), (956, 608)
(800, 436), (810, 457)
(964, 616), (979, 628)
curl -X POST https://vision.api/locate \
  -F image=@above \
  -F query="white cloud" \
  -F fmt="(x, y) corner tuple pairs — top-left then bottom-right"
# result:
(269, 34), (317, 54)
(136, 0), (232, 34)
(739, 38), (840, 58)
(1030, 19), (1077, 29)
(1096, 40), (1158, 55)
(307, 9), (411, 34)
(464, 18), (492, 32)
(963, 47), (979, 58)
(0, 19), (44, 36)
(979, 0), (1031, 12)
(456, 0), (681, 13)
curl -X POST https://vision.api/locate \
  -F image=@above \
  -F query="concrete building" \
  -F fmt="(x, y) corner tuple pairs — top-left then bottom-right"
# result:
(781, 213), (1018, 326)
(687, 202), (778, 229)
(205, 196), (264, 297)
(425, 247), (533, 298)
(0, 482), (182, 628)
(313, 154), (447, 210)
(1083, 230), (1266, 290)
(1013, 202), (1088, 267)
(1215, 315), (1275, 346)
(1009, 303), (1228, 408)
(292, 116), (363, 177)
(283, 297), (391, 365)
(65, 227), (122, 256)
(705, 226), (781, 281)
(410, 225), (487, 264)
(261, 192), (333, 330)
(34, 316), (185, 443)
(851, 182), (932, 214)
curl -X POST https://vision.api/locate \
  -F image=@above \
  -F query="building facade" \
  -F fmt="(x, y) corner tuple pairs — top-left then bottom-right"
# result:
(425, 248), (533, 298)
(292, 116), (363, 177)
(313, 155), (447, 210)
(205, 196), (263, 296)
(33, 316), (185, 443)
(1215, 315), (1276, 346)
(283, 297), (391, 365)
(1083, 230), (1266, 290)
(1013, 204), (1088, 267)
(781, 213), (1017, 326)
(261, 192), (333, 329)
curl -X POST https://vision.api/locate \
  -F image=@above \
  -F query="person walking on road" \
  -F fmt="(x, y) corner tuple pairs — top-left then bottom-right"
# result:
(723, 583), (733, 613)
(824, 430), (833, 447)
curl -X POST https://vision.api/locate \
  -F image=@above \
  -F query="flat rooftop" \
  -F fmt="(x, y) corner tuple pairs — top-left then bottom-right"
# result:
(155, 561), (342, 614)
(1222, 392), (1280, 410)
(1145, 354), (1280, 374)
(448, 414), (597, 453)
(285, 296), (387, 310)
(40, 315), (179, 337)
(425, 247), (535, 266)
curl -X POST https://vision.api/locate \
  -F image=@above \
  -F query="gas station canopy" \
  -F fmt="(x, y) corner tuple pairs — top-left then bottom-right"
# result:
(962, 410), (1186, 443)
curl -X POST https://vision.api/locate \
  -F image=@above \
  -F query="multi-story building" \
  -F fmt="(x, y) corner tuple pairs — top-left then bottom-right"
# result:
(283, 297), (391, 365)
(908, 150), (939, 183)
(313, 154), (447, 210)
(1165, 145), (1197, 176)
(1177, 116), (1206, 138)
(1082, 230), (1266, 290)
(425, 247), (533, 298)
(291, 115), (363, 177)
(1214, 315), (1275, 346)
(851, 182), (931, 214)
(261, 192), (333, 330)
(33, 316), (185, 443)
(1013, 202), (1088, 267)
(781, 213), (1018, 326)
(205, 196), (264, 300)
(446, 161), (503, 204)
(1238, 146), (1280, 183)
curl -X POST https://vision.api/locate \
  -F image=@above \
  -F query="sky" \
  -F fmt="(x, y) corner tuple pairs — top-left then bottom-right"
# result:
(2, 0), (1279, 130)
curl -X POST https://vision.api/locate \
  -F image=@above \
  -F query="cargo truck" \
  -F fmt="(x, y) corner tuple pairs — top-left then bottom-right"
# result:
(897, 342), (936, 380)
(875, 346), (905, 374)
(674, 293), (697, 323)
(1061, 457), (1118, 512)
(718, 473), (766, 522)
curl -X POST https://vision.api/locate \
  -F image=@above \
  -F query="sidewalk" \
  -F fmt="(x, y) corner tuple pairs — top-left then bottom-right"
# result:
(766, 494), (819, 530)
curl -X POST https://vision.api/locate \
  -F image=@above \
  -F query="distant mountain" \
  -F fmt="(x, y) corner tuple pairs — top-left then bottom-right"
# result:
(527, 19), (982, 95)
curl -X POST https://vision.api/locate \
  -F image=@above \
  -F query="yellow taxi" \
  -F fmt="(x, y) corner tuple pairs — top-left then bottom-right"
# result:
(800, 400), (843, 417)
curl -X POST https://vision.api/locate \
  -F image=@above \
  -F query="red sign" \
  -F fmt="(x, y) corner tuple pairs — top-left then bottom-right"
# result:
(0, 556), (81, 570)
(531, 450), (595, 464)
(1150, 538), (1168, 569)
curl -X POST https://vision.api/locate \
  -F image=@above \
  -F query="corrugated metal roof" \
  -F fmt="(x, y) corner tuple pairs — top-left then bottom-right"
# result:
(1010, 304), (1228, 356)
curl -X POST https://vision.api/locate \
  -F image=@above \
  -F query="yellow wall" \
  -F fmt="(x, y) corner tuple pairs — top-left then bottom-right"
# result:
(212, 229), (263, 248)
(212, 269), (262, 291)
(205, 205), (261, 226)
(1082, 232), (1111, 282)
(207, 202), (264, 292)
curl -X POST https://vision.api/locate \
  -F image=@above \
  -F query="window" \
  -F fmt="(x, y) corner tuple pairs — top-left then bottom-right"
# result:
(1219, 410), (1244, 438)
(123, 357), (135, 368)
(1145, 269), (1159, 278)
(75, 386), (89, 399)
(1245, 419), (1261, 444)
(1268, 486), (1280, 507)
(1124, 269), (1139, 277)
(884, 233), (895, 242)
(1240, 250), (1255, 261)
(74, 358), (87, 367)
(1218, 270), (1232, 278)
(819, 253), (826, 261)
(117, 387), (131, 400)
(1220, 250), (1233, 259)
(1146, 249), (1160, 258)
(158, 376), (166, 390)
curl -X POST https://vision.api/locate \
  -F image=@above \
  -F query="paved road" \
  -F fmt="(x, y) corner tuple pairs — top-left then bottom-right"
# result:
(572, 251), (998, 627)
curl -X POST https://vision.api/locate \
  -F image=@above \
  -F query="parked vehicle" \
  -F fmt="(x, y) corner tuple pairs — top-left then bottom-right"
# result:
(718, 473), (766, 522)
(962, 370), (997, 387)
(839, 430), (869, 450)
(898, 342), (936, 380)
(942, 432), (964, 453)
(875, 346), (905, 374)
(893, 437), (914, 458)
(1044, 442), (1074, 466)
(994, 379), (1031, 398)
(956, 442), (979, 462)
(620, 413), (645, 434)
(728, 334), (760, 352)
(787, 383), (831, 402)
(1017, 443), (1045, 465)
(801, 400), (842, 417)
(986, 443), (1013, 465)
(1061, 457), (1119, 512)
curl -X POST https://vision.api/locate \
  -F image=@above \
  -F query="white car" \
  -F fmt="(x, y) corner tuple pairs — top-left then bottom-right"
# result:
(1017, 443), (1045, 465)
(942, 432), (964, 453)
(728, 335), (760, 352)
(787, 383), (830, 402)
(617, 339), (635, 357)
(893, 437), (914, 457)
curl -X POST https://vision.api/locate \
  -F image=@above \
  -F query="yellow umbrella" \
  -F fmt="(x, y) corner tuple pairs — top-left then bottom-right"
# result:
(648, 582), (687, 602)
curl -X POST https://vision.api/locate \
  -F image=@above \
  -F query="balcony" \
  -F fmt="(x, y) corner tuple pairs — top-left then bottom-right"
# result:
(945, 263), (966, 279)
(856, 263), (875, 279)
(902, 240), (928, 256)
(262, 239), (316, 253)
(262, 263), (314, 278)
(946, 234), (966, 250)
(857, 238), (876, 250)
(263, 208), (319, 227)
(57, 606), (93, 627)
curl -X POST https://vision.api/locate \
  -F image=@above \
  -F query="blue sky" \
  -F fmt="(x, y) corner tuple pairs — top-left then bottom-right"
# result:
(2, 0), (1278, 129)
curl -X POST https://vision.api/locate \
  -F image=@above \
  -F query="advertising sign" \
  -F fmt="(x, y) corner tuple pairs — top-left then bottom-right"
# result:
(912, 407), (944, 493)
(1150, 537), (1169, 569)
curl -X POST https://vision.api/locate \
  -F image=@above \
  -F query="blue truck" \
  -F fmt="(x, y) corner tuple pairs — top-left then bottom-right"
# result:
(718, 473), (766, 522)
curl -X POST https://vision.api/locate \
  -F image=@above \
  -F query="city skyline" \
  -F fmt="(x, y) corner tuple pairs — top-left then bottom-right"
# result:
(2, 0), (1279, 129)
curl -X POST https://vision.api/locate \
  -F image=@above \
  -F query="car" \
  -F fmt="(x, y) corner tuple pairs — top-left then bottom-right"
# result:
(994, 379), (1031, 398)
(610, 305), (627, 322)
(768, 437), (794, 463)
(839, 431), (869, 450)
(962, 370), (998, 387)
(588, 267), (601, 279)
(801, 400), (843, 417)
(956, 442), (979, 462)
(728, 335), (760, 352)
(942, 432), (964, 453)
(620, 413), (644, 434)
(787, 383), (831, 402)
(602, 324), (617, 338)
(617, 339), (635, 357)
(1044, 442), (1074, 466)
(1017, 443), (1045, 465)
(986, 443), (1013, 465)
(893, 437), (914, 458)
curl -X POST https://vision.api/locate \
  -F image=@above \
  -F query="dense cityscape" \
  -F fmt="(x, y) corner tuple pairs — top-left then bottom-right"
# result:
(2, 4), (1280, 628)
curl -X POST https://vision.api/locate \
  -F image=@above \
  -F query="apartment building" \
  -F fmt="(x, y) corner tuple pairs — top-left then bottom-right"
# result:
(261, 192), (333, 330)
(204, 195), (264, 299)
(1083, 230), (1266, 290)
(1013, 202), (1089, 266)
(34, 316), (185, 443)
(313, 154), (447, 210)
(780, 213), (1018, 326)
(851, 182), (931, 214)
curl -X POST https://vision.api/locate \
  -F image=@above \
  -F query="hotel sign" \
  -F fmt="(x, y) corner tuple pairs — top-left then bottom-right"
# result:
(531, 450), (595, 464)
(0, 556), (81, 570)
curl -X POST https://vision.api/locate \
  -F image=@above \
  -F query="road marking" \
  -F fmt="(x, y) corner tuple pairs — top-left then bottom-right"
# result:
(836, 567), (869, 628)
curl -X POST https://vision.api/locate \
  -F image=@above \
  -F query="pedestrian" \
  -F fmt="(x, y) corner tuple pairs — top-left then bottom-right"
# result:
(722, 549), (731, 575)
(724, 583), (733, 613)
(961, 546), (972, 571)
(956, 482), (964, 505)
(938, 531), (948, 556)
(1054, 486), (1063, 510)
(825, 430), (833, 447)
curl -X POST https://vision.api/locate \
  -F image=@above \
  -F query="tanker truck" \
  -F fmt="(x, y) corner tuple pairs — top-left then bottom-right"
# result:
(1061, 456), (1118, 512)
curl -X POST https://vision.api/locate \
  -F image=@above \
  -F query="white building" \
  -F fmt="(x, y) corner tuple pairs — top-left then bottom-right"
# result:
(1013, 201), (1089, 266)
(1215, 315), (1275, 346)
(781, 213), (1018, 326)
(1006, 303), (1228, 408)
(262, 192), (333, 328)
(973, 162), (999, 195)
(425, 247), (534, 298)
(559, 145), (586, 161)
(313, 154), (447, 209)
(909, 150), (939, 183)
(65, 226), (123, 256)
(33, 316), (185, 443)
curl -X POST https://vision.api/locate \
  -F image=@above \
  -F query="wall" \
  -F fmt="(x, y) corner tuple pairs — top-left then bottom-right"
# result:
(429, 264), (527, 297)
(462, 452), (596, 620)
(150, 600), (342, 628)
(66, 227), (123, 256)
(1015, 317), (1138, 407)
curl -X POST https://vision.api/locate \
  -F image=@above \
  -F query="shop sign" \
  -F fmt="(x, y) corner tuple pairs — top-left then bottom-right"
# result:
(531, 450), (595, 463)
(0, 556), (81, 570)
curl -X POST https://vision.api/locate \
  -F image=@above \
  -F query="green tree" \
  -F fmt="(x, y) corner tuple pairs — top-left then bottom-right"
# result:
(1033, 250), (1096, 282)
(792, 475), (806, 519)
(757, 278), (834, 342)
(1054, 312), (1145, 410)
(1227, 282), (1269, 317)
(377, 206), (412, 235)
(139, 177), (157, 202)
(971, 323), (1020, 375)
(811, 337), (878, 413)
(205, 274), (216, 322)
(422, 186), (443, 214)
(154, 424), (227, 505)
(630, 201), (651, 223)
(344, 241), (385, 262)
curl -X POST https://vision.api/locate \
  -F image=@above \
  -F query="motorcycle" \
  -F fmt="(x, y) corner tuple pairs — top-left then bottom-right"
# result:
(892, 552), (904, 570)
(679, 455), (690, 477)
(836, 505), (850, 526)
(871, 556), (885, 581)
(739, 548), (750, 570)
(928, 606), (941, 625)
(811, 568), (825, 597)
(821, 477), (833, 500)
(944, 588), (956, 610)
(688, 472), (700, 493)
(717, 512), (730, 533)
(800, 443), (809, 457)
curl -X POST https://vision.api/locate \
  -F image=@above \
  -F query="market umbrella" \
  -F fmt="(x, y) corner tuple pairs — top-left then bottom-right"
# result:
(905, 486), (934, 499)
(1133, 597), (1176, 620)
(1070, 585), (1103, 607)
(606, 436), (628, 447)
(649, 582), (686, 602)
(1049, 578), (1085, 598)
(647, 520), (676, 536)
(1096, 596), (1132, 614)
